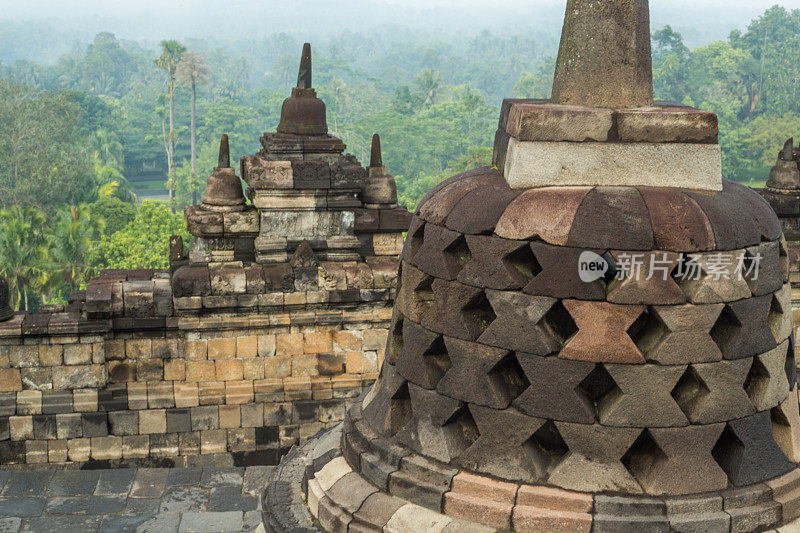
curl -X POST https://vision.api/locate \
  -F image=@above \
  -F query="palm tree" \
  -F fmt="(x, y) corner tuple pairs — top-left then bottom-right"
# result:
(155, 40), (186, 211)
(48, 205), (105, 292)
(414, 69), (443, 108)
(0, 207), (50, 311)
(91, 128), (124, 169)
(176, 51), (210, 205)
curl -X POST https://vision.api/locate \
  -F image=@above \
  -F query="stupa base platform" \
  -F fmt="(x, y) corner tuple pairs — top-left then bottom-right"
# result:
(263, 395), (800, 533)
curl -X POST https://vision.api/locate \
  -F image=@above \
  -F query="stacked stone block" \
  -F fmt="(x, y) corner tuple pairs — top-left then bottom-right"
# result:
(273, 136), (800, 531)
(0, 289), (388, 466)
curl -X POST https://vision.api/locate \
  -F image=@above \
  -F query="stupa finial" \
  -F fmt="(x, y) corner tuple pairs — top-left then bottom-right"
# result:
(551, 0), (654, 108)
(297, 43), (312, 89)
(218, 134), (230, 168)
(370, 134), (382, 168)
(780, 138), (795, 161)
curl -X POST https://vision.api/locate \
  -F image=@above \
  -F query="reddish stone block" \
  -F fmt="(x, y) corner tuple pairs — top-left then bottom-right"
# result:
(444, 492), (512, 530)
(560, 301), (646, 364)
(639, 187), (715, 252)
(516, 485), (593, 513)
(512, 506), (592, 533)
(495, 187), (591, 246)
(450, 472), (518, 504)
(0, 369), (22, 392)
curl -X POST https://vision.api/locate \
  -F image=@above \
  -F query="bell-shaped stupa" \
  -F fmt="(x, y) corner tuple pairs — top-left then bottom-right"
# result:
(263, 2), (800, 531)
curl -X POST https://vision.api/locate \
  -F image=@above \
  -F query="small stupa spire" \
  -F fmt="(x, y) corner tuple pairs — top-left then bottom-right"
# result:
(551, 0), (654, 108)
(276, 43), (327, 136)
(297, 43), (312, 89)
(780, 138), (795, 161)
(370, 134), (382, 168)
(218, 134), (231, 168)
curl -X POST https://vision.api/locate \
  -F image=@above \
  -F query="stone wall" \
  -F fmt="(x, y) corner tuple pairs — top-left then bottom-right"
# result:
(0, 262), (396, 467)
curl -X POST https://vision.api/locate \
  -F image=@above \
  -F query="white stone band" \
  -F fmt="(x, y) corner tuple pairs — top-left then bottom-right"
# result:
(503, 139), (723, 191)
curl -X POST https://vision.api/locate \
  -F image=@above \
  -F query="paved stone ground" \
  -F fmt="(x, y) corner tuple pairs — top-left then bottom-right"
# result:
(0, 466), (271, 532)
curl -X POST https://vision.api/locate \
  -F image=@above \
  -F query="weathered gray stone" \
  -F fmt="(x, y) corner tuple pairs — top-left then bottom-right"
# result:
(504, 140), (722, 191)
(549, 423), (642, 493)
(713, 411), (793, 487)
(637, 304), (724, 364)
(592, 494), (669, 533)
(770, 284), (794, 344)
(626, 425), (727, 495)
(436, 337), (514, 410)
(458, 405), (546, 483)
(606, 251), (685, 305)
(551, 0), (653, 108)
(512, 354), (596, 423)
(746, 340), (791, 411)
(712, 295), (776, 360)
(600, 364), (687, 427)
(671, 359), (755, 424)
(477, 290), (562, 354)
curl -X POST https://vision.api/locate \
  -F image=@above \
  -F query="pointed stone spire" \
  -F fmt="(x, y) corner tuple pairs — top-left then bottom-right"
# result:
(363, 133), (397, 207)
(551, 0), (654, 108)
(370, 134), (382, 168)
(200, 134), (247, 211)
(780, 138), (795, 161)
(297, 43), (312, 89)
(218, 134), (231, 168)
(277, 43), (328, 136)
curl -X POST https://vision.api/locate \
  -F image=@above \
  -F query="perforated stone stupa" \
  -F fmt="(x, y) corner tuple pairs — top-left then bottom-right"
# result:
(263, 1), (800, 532)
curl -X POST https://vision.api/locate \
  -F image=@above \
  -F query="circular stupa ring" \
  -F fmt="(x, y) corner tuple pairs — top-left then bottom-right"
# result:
(265, 166), (800, 532)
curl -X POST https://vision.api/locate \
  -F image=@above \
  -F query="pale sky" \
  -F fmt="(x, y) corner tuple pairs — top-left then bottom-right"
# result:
(1, 0), (798, 50)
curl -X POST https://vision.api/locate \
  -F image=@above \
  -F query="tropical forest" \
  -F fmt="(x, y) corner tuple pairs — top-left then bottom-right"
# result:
(0, 5), (799, 310)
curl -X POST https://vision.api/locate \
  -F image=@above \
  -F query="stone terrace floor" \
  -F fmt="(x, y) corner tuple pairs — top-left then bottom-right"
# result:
(0, 466), (270, 532)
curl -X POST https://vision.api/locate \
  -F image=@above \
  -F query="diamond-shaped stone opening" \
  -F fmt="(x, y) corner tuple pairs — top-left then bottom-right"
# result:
(576, 363), (619, 419)
(388, 315), (404, 365)
(422, 335), (452, 388)
(525, 420), (569, 475)
(442, 405), (480, 458)
(785, 337), (797, 387)
(711, 423), (744, 477)
(443, 235), (472, 277)
(744, 355), (770, 401)
(503, 244), (542, 281)
(621, 429), (667, 483)
(768, 293), (787, 334)
(710, 304), (741, 351)
(489, 351), (531, 403)
(629, 307), (669, 357)
(543, 300), (578, 343)
(462, 290), (497, 335)
(626, 308), (652, 345)
(413, 274), (435, 302)
(386, 381), (413, 435)
(670, 366), (710, 418)
(771, 403), (793, 428)
(406, 222), (426, 261)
